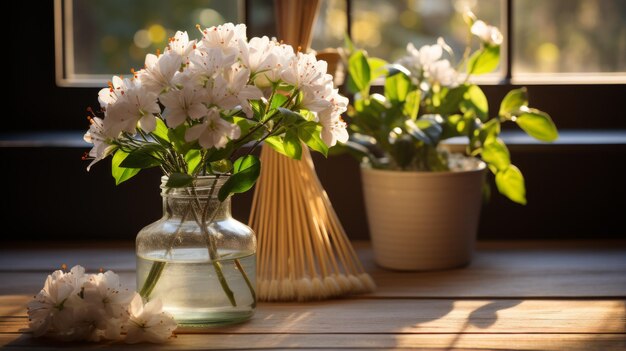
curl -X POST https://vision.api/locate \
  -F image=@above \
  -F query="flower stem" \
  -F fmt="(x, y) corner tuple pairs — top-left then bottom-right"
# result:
(193, 176), (238, 307)
(235, 259), (256, 305)
(139, 261), (166, 298)
(139, 190), (196, 299)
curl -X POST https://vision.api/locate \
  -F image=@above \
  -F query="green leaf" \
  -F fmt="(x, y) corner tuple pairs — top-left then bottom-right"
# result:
(185, 149), (202, 175)
(205, 142), (234, 163)
(348, 50), (371, 94)
(461, 85), (489, 121)
(384, 70), (411, 105)
(467, 45), (500, 75)
(333, 140), (380, 166)
(368, 57), (388, 80)
(406, 115), (443, 146)
(403, 90), (421, 120)
(218, 155), (261, 201)
(479, 119), (501, 145)
(111, 150), (140, 185)
(250, 100), (265, 120)
(119, 145), (163, 169)
(233, 117), (252, 137)
(343, 33), (356, 53)
(345, 74), (360, 95)
(270, 93), (289, 110)
(425, 146), (449, 171)
(264, 136), (287, 156)
(152, 118), (170, 143)
(283, 129), (303, 160)
(404, 119), (431, 145)
(495, 165), (527, 205)
(481, 138), (510, 171)
(298, 122), (328, 157)
(166, 172), (194, 188)
(499, 88), (528, 117)
(516, 109), (559, 142)
(389, 134), (415, 169)
(168, 125), (193, 154)
(209, 159), (233, 173)
(351, 96), (385, 133)
(441, 114), (464, 139)
(437, 85), (469, 115)
(277, 107), (306, 125)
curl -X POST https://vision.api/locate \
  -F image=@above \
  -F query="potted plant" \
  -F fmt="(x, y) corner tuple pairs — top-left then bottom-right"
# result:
(343, 14), (558, 270)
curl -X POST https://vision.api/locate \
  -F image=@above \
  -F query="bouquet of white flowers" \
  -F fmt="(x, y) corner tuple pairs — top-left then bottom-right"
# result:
(85, 23), (348, 192)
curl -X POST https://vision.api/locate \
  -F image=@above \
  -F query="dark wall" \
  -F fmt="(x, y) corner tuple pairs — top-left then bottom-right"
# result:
(2, 143), (625, 241)
(3, 1), (625, 242)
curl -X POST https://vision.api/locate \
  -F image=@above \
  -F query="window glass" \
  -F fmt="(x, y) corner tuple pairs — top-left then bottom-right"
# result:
(351, 0), (502, 62)
(63, 0), (240, 80)
(514, 0), (626, 74)
(311, 0), (347, 51)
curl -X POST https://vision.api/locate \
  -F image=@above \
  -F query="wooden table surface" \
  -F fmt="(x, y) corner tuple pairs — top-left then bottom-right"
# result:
(1, 241), (625, 350)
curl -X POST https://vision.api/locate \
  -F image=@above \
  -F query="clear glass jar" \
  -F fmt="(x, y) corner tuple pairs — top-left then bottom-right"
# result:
(136, 176), (256, 327)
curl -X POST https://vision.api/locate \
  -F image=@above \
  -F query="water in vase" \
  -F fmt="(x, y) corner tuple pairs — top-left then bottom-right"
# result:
(137, 248), (256, 327)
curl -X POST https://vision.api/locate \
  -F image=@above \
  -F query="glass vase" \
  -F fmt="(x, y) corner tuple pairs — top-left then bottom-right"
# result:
(136, 176), (256, 327)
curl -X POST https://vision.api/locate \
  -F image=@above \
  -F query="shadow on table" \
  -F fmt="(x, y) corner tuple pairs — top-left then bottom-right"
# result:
(445, 300), (522, 351)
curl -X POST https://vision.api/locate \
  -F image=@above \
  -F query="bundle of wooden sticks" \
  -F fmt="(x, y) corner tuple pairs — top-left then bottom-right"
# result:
(250, 147), (376, 301)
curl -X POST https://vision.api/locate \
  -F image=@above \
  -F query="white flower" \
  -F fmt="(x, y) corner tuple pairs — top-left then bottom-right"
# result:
(208, 67), (263, 117)
(27, 266), (86, 337)
(398, 42), (444, 72)
(83, 117), (115, 171)
(98, 76), (128, 108)
(124, 294), (176, 344)
(239, 36), (275, 73)
(159, 82), (209, 127)
(319, 113), (349, 147)
(103, 80), (161, 136)
(83, 270), (134, 320)
(138, 51), (182, 94)
(189, 47), (237, 80)
(185, 109), (241, 149)
(471, 20), (503, 46)
(426, 59), (459, 87)
(200, 23), (247, 56)
(263, 42), (295, 84)
(65, 306), (124, 342)
(318, 92), (349, 147)
(281, 52), (328, 88)
(300, 76), (334, 113)
(58, 304), (106, 342)
(167, 31), (197, 63)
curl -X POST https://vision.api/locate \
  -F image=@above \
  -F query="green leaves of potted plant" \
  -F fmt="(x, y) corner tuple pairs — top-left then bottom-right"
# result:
(344, 14), (558, 270)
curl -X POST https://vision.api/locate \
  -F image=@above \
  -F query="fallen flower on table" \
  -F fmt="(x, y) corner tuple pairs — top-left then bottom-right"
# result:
(124, 294), (178, 344)
(26, 265), (176, 343)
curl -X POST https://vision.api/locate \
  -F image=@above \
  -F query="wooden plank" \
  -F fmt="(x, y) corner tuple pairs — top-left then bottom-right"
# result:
(2, 242), (625, 298)
(0, 272), (136, 295)
(364, 248), (626, 298)
(0, 245), (135, 272)
(1, 333), (625, 350)
(3, 297), (625, 334)
(0, 296), (30, 318)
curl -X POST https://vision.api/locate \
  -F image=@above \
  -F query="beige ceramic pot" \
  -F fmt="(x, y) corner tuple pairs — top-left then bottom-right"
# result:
(361, 161), (486, 271)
